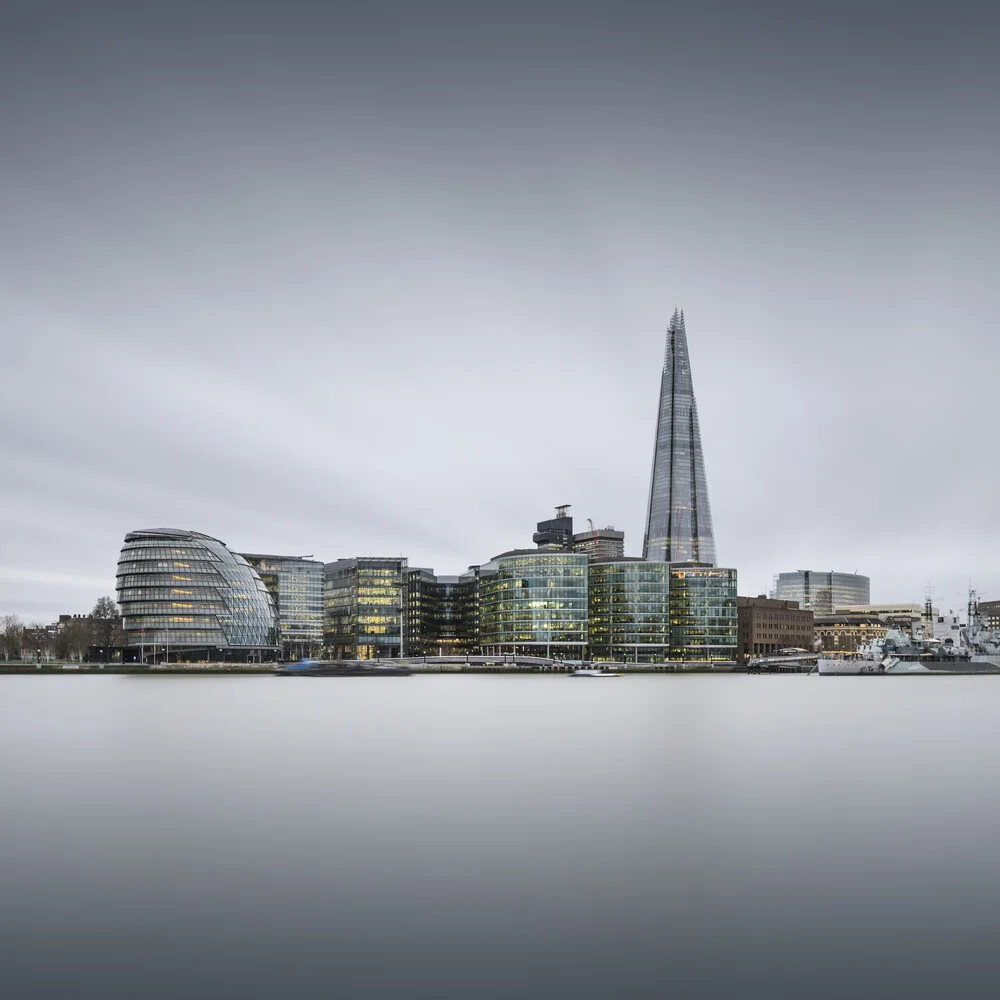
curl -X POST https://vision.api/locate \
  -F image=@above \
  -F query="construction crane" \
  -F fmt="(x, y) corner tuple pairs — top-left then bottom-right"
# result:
(587, 518), (600, 555)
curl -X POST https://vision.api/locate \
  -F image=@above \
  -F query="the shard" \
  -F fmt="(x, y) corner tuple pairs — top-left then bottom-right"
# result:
(642, 309), (717, 565)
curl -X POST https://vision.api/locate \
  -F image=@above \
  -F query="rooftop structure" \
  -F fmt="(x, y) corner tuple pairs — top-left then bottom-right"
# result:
(533, 505), (575, 550)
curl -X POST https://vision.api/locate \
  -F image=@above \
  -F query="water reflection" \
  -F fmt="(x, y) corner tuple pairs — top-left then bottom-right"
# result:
(1, 675), (999, 998)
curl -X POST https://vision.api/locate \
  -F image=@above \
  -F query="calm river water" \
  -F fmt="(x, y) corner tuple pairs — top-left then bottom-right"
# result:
(2, 674), (1000, 998)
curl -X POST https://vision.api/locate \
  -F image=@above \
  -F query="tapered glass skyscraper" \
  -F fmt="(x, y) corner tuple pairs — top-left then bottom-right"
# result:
(643, 309), (717, 565)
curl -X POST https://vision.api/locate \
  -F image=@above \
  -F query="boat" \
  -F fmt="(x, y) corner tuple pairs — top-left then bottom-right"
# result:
(963, 590), (1000, 670)
(275, 660), (412, 676)
(570, 667), (621, 677)
(817, 645), (884, 675)
(747, 649), (818, 673)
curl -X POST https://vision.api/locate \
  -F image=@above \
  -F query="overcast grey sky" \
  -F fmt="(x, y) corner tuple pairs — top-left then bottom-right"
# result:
(2, 0), (998, 622)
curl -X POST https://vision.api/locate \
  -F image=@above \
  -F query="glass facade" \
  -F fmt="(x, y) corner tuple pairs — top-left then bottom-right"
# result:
(324, 558), (404, 659)
(643, 309), (717, 565)
(589, 561), (671, 663)
(241, 554), (324, 660)
(772, 571), (870, 615)
(669, 563), (737, 661)
(405, 571), (478, 656)
(478, 552), (588, 659)
(115, 528), (278, 662)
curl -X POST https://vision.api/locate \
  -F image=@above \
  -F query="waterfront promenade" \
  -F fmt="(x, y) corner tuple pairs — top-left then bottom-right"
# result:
(1, 655), (738, 675)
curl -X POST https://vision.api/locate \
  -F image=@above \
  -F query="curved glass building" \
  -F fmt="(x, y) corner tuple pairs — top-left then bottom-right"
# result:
(589, 561), (671, 663)
(478, 551), (588, 659)
(772, 570), (870, 615)
(116, 529), (278, 662)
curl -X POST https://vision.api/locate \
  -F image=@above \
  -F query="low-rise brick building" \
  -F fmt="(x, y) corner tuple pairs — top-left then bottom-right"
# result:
(737, 595), (814, 662)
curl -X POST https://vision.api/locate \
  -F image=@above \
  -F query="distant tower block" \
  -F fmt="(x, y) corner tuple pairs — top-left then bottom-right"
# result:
(643, 310), (717, 564)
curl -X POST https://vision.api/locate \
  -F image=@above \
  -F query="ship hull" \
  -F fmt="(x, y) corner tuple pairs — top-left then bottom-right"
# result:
(817, 657), (879, 675)
(818, 657), (1000, 675)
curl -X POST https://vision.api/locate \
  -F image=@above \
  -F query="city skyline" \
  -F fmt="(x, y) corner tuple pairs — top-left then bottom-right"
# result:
(2, 1), (999, 621)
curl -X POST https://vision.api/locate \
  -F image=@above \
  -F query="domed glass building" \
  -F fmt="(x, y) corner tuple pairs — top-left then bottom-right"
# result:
(116, 528), (278, 663)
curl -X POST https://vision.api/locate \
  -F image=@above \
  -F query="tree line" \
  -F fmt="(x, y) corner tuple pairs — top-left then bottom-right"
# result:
(1, 597), (124, 662)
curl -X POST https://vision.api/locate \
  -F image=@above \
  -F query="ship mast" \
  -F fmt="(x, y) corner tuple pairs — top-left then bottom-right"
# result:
(921, 589), (934, 640)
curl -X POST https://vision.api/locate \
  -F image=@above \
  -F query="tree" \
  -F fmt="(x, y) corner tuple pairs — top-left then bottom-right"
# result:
(54, 617), (93, 662)
(91, 596), (123, 649)
(2, 615), (24, 661)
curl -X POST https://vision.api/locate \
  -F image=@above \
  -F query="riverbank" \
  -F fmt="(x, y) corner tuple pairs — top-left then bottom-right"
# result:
(1, 659), (737, 675)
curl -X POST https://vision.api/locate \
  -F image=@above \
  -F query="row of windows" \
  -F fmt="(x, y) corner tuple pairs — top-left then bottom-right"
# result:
(480, 632), (588, 643)
(119, 546), (216, 562)
(591, 637), (672, 646)
(126, 615), (223, 627)
(118, 573), (222, 587)
(122, 602), (229, 616)
(127, 631), (224, 645)
(591, 615), (674, 626)
(119, 558), (221, 572)
(118, 587), (223, 600)
(591, 598), (670, 609)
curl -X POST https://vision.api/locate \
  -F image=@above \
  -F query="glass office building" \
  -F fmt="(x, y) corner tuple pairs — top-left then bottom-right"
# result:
(116, 528), (278, 663)
(478, 551), (588, 659)
(772, 571), (870, 615)
(405, 570), (478, 656)
(589, 561), (671, 663)
(669, 563), (738, 661)
(324, 557), (405, 659)
(241, 553), (324, 660)
(643, 309), (717, 565)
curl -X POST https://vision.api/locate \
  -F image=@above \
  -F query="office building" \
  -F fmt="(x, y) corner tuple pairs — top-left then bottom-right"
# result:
(115, 528), (278, 663)
(669, 563), (737, 661)
(573, 526), (625, 561)
(478, 550), (589, 659)
(737, 596), (814, 662)
(324, 557), (405, 659)
(405, 570), (478, 656)
(772, 571), (870, 614)
(643, 309), (717, 565)
(588, 560), (671, 662)
(836, 604), (922, 629)
(241, 553), (324, 660)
